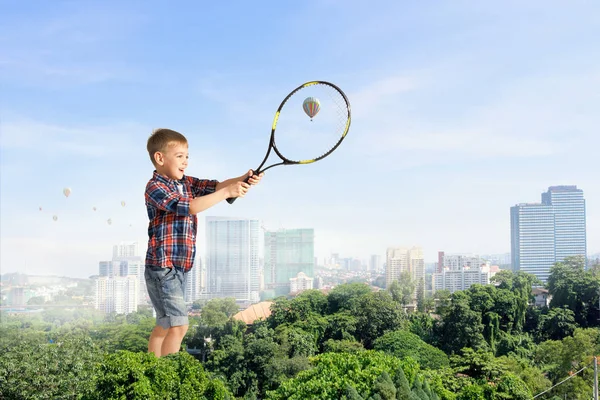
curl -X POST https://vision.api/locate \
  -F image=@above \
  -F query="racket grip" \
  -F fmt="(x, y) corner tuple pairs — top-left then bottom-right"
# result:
(226, 175), (253, 204)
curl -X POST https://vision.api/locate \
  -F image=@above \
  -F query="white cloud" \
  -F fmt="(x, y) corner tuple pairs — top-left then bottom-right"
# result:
(344, 68), (599, 165)
(0, 117), (146, 156)
(0, 4), (147, 86)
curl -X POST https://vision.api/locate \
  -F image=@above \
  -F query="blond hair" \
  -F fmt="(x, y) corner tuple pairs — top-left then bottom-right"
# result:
(147, 128), (188, 166)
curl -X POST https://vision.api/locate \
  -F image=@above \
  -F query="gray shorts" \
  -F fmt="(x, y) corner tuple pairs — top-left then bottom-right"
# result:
(144, 265), (189, 328)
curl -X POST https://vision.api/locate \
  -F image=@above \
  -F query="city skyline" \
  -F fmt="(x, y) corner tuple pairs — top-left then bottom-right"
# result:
(1, 2), (599, 278)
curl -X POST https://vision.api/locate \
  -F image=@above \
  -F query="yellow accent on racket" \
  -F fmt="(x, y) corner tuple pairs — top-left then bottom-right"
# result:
(272, 111), (280, 131)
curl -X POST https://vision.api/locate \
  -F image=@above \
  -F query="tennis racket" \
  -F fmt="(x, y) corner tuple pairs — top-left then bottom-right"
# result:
(227, 80), (351, 204)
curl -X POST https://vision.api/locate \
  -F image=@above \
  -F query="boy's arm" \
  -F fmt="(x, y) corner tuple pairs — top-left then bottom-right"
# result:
(188, 177), (219, 198)
(215, 173), (248, 191)
(146, 180), (248, 215)
(215, 170), (263, 191)
(189, 183), (248, 214)
(184, 171), (263, 214)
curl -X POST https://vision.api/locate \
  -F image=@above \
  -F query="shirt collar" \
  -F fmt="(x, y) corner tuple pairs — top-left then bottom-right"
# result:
(152, 170), (185, 186)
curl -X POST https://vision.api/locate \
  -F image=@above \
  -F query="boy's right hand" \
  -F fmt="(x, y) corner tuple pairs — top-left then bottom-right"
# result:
(227, 181), (250, 199)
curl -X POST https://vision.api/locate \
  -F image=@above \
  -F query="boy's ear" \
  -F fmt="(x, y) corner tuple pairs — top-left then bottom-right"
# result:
(153, 151), (164, 166)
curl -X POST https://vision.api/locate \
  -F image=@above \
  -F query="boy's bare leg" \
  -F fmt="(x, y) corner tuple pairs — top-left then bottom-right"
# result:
(148, 325), (169, 357)
(161, 325), (189, 356)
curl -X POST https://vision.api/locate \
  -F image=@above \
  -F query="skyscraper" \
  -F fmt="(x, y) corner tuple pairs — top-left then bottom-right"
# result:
(205, 216), (260, 304)
(541, 186), (587, 262)
(263, 228), (314, 296)
(511, 186), (586, 282)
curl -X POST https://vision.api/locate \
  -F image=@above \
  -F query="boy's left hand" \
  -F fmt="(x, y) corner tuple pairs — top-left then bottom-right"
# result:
(247, 169), (264, 185)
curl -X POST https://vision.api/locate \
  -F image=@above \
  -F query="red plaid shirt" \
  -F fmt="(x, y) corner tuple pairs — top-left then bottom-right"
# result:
(145, 171), (218, 272)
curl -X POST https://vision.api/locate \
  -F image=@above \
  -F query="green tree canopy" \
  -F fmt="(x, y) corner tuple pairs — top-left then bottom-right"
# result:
(95, 350), (231, 399)
(373, 330), (449, 370)
(435, 291), (486, 354)
(548, 256), (600, 328)
(265, 351), (419, 400)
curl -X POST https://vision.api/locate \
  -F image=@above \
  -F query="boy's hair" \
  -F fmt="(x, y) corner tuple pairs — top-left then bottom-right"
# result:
(147, 128), (188, 166)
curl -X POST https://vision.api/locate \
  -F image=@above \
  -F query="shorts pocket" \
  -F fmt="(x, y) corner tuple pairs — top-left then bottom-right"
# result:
(146, 266), (174, 283)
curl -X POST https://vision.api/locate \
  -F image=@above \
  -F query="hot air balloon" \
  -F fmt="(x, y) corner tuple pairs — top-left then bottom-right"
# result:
(92, 206), (97, 212)
(107, 218), (112, 225)
(121, 201), (126, 207)
(39, 207), (43, 211)
(53, 215), (58, 221)
(63, 187), (72, 198)
(302, 97), (321, 120)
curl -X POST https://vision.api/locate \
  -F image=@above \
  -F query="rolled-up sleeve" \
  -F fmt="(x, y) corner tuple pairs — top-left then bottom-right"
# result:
(145, 181), (191, 216)
(188, 177), (218, 197)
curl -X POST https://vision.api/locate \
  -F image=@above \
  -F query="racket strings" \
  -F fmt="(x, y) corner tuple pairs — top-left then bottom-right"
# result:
(273, 83), (350, 163)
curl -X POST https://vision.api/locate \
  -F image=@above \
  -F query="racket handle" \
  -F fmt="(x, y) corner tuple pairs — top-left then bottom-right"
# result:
(226, 175), (252, 204)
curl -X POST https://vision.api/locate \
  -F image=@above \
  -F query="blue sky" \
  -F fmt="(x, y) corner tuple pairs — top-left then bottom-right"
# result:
(1, 1), (598, 278)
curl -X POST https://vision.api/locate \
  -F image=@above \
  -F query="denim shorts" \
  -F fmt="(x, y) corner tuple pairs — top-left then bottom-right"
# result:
(144, 265), (188, 328)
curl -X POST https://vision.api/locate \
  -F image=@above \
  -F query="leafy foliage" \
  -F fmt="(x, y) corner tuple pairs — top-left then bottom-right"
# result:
(374, 330), (449, 370)
(95, 350), (231, 399)
(265, 351), (418, 400)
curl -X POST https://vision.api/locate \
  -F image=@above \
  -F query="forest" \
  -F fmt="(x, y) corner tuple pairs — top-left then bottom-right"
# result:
(1, 256), (599, 399)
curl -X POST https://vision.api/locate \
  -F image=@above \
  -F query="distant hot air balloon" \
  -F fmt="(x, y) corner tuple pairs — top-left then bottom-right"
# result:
(53, 215), (58, 221)
(107, 218), (112, 225)
(39, 206), (43, 211)
(92, 206), (97, 212)
(121, 201), (126, 207)
(302, 97), (321, 120)
(63, 187), (71, 198)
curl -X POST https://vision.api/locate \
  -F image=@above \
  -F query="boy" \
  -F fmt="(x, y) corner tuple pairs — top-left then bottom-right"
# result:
(144, 128), (263, 357)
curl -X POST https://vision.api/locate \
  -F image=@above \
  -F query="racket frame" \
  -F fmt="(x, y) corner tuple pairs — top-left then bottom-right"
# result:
(227, 80), (351, 204)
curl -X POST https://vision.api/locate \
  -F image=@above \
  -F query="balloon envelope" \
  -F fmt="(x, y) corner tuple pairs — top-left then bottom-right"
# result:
(107, 218), (112, 225)
(63, 187), (71, 197)
(93, 207), (97, 211)
(121, 201), (126, 207)
(302, 97), (321, 119)
(52, 215), (58, 221)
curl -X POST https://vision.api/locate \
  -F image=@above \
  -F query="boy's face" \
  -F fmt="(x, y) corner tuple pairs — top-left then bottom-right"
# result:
(154, 142), (188, 180)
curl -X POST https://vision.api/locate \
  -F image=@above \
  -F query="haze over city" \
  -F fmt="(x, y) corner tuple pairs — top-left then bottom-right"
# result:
(1, 1), (599, 278)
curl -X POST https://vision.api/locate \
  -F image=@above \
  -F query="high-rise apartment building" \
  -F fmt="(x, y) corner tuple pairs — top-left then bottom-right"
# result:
(205, 217), (260, 304)
(433, 265), (496, 293)
(386, 246), (425, 300)
(511, 186), (586, 282)
(95, 276), (138, 314)
(369, 255), (383, 273)
(437, 251), (444, 274)
(185, 256), (203, 303)
(439, 254), (484, 271)
(96, 242), (148, 311)
(264, 228), (314, 296)
(113, 242), (140, 260)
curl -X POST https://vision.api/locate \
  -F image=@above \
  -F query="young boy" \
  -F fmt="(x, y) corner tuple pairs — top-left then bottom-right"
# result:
(144, 128), (263, 357)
